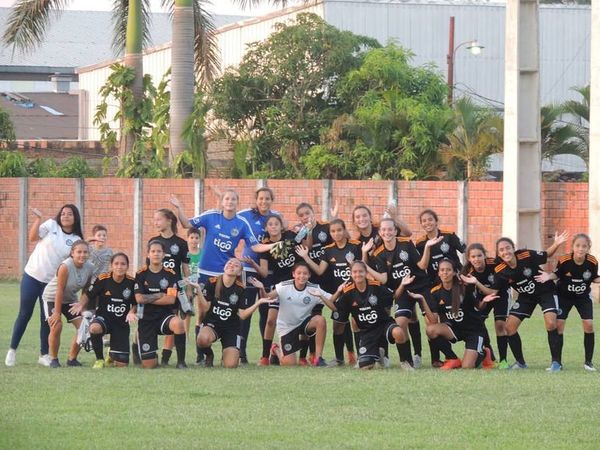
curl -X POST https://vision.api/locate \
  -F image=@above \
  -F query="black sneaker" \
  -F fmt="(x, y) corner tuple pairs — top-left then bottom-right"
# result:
(327, 359), (344, 367)
(66, 359), (82, 367)
(50, 358), (61, 368)
(314, 357), (328, 367)
(176, 362), (188, 369)
(205, 354), (214, 368)
(239, 356), (249, 365)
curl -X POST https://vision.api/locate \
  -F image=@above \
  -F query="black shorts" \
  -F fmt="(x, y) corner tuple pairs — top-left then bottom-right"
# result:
(558, 295), (593, 321)
(394, 287), (433, 319)
(43, 301), (80, 322)
(480, 292), (510, 321)
(357, 318), (400, 368)
(509, 292), (559, 319)
(202, 322), (241, 349)
(92, 316), (130, 363)
(445, 323), (485, 353)
(311, 304), (324, 316)
(280, 316), (315, 356)
(137, 313), (175, 360)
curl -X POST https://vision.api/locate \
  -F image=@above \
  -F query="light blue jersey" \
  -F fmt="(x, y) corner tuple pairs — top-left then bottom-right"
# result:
(238, 208), (280, 272)
(190, 210), (258, 276)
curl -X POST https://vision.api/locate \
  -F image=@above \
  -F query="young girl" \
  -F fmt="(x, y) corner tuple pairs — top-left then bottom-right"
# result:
(409, 259), (498, 369)
(72, 253), (137, 368)
(187, 228), (204, 364)
(192, 258), (272, 368)
(492, 232), (567, 371)
(6, 204), (82, 367)
(134, 241), (187, 369)
(535, 233), (600, 371)
(42, 240), (95, 368)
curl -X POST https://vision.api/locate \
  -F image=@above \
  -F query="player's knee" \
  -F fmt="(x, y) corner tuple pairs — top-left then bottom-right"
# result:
(89, 323), (103, 334)
(425, 324), (437, 339)
(170, 318), (185, 334)
(391, 327), (404, 343)
(583, 321), (594, 334)
(197, 333), (212, 348)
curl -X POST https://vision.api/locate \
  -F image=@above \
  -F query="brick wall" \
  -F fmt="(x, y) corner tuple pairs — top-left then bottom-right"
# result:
(0, 178), (590, 278)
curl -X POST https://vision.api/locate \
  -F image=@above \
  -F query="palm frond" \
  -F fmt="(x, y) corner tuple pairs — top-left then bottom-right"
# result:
(232, 0), (290, 9)
(111, 0), (153, 55)
(192, 0), (220, 84)
(2, 0), (72, 54)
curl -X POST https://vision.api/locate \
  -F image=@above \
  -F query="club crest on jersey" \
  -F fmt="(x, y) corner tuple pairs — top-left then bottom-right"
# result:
(142, 343), (150, 351)
(583, 270), (592, 280)
(122, 288), (132, 300)
(523, 267), (532, 277)
(229, 293), (239, 305)
(537, 251), (544, 256)
(303, 296), (311, 305)
(215, 224), (221, 230)
(170, 244), (180, 255)
(399, 250), (409, 262)
(359, 346), (366, 355)
(440, 242), (450, 254)
(284, 344), (292, 352)
(159, 278), (169, 290)
(345, 252), (355, 263)
(512, 302), (520, 310)
(66, 239), (73, 246)
(368, 295), (378, 306)
(488, 274), (495, 284)
(318, 231), (328, 243)
(332, 311), (339, 320)
(231, 228), (239, 237)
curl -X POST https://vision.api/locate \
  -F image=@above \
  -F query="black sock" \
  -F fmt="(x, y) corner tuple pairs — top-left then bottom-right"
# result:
(195, 325), (204, 362)
(408, 321), (422, 356)
(396, 342), (413, 365)
(174, 334), (186, 364)
(482, 326), (496, 360)
(343, 323), (354, 352)
(497, 335), (508, 361)
(91, 334), (104, 360)
(333, 333), (345, 362)
(557, 332), (564, 364)
(309, 336), (316, 355)
(547, 329), (561, 363)
(508, 333), (525, 365)
(262, 338), (273, 359)
(132, 342), (141, 365)
(161, 349), (172, 365)
(299, 340), (309, 359)
(353, 331), (361, 354)
(434, 337), (458, 360)
(584, 332), (594, 364)
(429, 338), (442, 363)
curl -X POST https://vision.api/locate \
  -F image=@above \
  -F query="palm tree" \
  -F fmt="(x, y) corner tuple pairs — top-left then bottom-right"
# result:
(540, 103), (585, 163)
(441, 96), (503, 180)
(560, 85), (589, 161)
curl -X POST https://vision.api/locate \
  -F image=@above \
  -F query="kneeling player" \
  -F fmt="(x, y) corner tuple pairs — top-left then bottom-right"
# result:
(134, 241), (187, 369)
(319, 260), (405, 370)
(192, 258), (272, 368)
(72, 253), (137, 367)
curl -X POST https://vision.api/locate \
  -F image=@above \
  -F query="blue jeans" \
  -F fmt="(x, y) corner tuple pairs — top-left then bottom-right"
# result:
(9, 272), (50, 355)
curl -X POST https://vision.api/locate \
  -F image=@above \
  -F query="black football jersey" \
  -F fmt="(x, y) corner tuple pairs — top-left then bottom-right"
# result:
(203, 277), (247, 331)
(493, 249), (555, 297)
(88, 273), (136, 327)
(334, 281), (394, 331)
(465, 258), (508, 302)
(371, 237), (430, 291)
(148, 234), (189, 279)
(259, 230), (298, 285)
(430, 283), (484, 332)
(318, 240), (362, 293)
(134, 266), (178, 320)
(555, 253), (599, 298)
(415, 229), (465, 282)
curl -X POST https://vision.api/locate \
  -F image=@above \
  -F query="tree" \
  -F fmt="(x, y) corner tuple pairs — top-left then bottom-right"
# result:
(560, 85), (589, 161)
(211, 13), (379, 177)
(441, 96), (503, 180)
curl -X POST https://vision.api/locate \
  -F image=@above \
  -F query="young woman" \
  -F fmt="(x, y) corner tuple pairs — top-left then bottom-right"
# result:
(5, 204), (82, 367)
(42, 240), (95, 368)
(134, 241), (187, 369)
(321, 260), (406, 370)
(492, 232), (567, 371)
(365, 217), (441, 368)
(461, 243), (510, 369)
(257, 262), (330, 367)
(297, 219), (361, 366)
(238, 187), (280, 364)
(352, 204), (412, 246)
(71, 253), (137, 368)
(192, 258), (272, 368)
(409, 259), (499, 369)
(147, 208), (190, 366)
(535, 233), (600, 371)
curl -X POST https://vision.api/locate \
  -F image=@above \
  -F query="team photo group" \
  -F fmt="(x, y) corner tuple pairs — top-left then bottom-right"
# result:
(4, 186), (599, 373)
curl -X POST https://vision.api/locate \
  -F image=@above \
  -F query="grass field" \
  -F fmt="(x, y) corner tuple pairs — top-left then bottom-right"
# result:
(1, 280), (599, 449)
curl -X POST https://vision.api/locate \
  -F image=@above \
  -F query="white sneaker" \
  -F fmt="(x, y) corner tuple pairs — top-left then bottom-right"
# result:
(5, 349), (16, 367)
(584, 362), (597, 372)
(400, 361), (415, 371)
(413, 354), (422, 369)
(38, 354), (52, 367)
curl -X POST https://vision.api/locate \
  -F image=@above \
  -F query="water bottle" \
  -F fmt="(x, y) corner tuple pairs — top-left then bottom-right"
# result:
(137, 304), (144, 320)
(177, 279), (193, 314)
(295, 225), (309, 243)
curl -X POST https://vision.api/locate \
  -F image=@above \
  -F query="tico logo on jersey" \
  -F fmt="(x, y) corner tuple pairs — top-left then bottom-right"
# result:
(440, 242), (450, 254)
(214, 237), (233, 252)
(107, 303), (127, 317)
(159, 278), (169, 290)
(122, 288), (132, 300)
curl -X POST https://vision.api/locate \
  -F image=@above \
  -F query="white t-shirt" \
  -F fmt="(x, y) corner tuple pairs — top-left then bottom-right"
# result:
(24, 219), (80, 283)
(275, 280), (331, 337)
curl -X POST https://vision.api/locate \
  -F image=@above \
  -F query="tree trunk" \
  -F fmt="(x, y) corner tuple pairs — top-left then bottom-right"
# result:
(169, 2), (195, 165)
(120, 0), (144, 160)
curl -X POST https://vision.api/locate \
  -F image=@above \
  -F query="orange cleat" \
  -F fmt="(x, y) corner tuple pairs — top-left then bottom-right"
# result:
(347, 351), (357, 365)
(298, 357), (309, 366)
(440, 358), (462, 370)
(482, 348), (496, 369)
(258, 357), (269, 366)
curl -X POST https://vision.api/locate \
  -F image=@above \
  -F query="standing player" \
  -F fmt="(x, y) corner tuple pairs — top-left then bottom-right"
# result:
(492, 232), (567, 371)
(535, 233), (600, 371)
(71, 253), (137, 368)
(134, 241), (187, 369)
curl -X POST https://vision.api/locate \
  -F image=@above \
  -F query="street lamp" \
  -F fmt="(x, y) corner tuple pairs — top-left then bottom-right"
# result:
(447, 16), (484, 104)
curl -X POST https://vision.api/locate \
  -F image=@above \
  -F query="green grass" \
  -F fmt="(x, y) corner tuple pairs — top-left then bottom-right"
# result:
(1, 280), (599, 449)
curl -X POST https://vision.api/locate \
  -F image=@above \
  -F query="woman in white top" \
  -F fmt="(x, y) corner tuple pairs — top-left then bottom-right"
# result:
(43, 240), (95, 368)
(5, 204), (82, 367)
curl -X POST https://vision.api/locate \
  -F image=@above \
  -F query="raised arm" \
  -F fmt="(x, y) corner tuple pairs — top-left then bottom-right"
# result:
(417, 236), (444, 271)
(28, 208), (44, 243)
(169, 195), (192, 229)
(546, 230), (568, 258)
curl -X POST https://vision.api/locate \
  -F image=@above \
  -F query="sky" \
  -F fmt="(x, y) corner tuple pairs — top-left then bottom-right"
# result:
(0, 0), (301, 17)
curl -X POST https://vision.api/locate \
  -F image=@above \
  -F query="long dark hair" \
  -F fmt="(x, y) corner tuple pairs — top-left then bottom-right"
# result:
(439, 258), (464, 317)
(56, 204), (82, 238)
(111, 252), (129, 267)
(251, 187), (275, 216)
(462, 243), (487, 275)
(215, 258), (243, 300)
(495, 237), (515, 258)
(157, 208), (178, 234)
